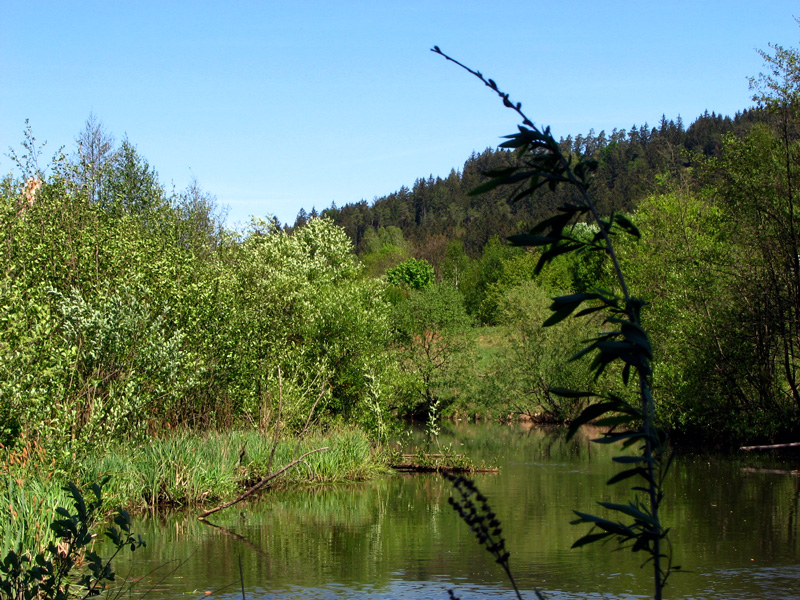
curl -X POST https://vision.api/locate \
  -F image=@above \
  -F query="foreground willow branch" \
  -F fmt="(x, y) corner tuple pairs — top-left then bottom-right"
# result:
(434, 46), (676, 600)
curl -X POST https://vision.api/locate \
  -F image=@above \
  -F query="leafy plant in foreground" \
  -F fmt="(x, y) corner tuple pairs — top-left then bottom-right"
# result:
(443, 472), (545, 600)
(0, 477), (143, 600)
(434, 47), (676, 599)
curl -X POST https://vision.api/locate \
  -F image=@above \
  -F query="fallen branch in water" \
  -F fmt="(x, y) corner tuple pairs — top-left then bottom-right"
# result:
(198, 518), (270, 557)
(391, 463), (499, 473)
(741, 466), (800, 475)
(740, 441), (800, 451)
(198, 446), (329, 519)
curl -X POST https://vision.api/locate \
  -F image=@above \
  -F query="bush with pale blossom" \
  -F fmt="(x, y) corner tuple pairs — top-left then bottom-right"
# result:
(19, 176), (42, 211)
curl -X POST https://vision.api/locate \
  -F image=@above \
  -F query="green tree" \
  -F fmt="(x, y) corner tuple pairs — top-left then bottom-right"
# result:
(385, 257), (434, 290)
(440, 239), (470, 289)
(359, 226), (410, 277)
(207, 217), (394, 430)
(98, 138), (163, 216)
(72, 113), (115, 204)
(617, 192), (761, 438)
(391, 282), (472, 419)
(492, 280), (595, 421)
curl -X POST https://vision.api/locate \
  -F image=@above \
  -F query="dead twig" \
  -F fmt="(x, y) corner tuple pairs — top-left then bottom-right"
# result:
(198, 446), (329, 519)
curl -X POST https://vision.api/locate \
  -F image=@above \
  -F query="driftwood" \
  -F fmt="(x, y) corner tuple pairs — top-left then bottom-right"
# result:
(401, 453), (463, 460)
(740, 441), (800, 451)
(391, 463), (499, 474)
(392, 452), (499, 473)
(741, 466), (800, 476)
(198, 446), (329, 519)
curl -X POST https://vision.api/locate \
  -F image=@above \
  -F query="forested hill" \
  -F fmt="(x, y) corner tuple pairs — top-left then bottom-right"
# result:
(296, 108), (764, 270)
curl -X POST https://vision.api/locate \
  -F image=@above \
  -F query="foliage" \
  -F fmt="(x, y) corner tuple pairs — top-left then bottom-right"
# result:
(705, 124), (800, 436)
(434, 46), (676, 599)
(616, 190), (797, 440)
(0, 121), (398, 454)
(359, 226), (411, 277)
(390, 282), (473, 419)
(385, 257), (435, 290)
(490, 281), (596, 421)
(208, 216), (394, 431)
(604, 33), (800, 443)
(0, 478), (143, 600)
(460, 237), (533, 324)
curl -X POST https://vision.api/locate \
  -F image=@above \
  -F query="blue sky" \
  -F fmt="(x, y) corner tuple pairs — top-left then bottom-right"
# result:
(2, 1), (798, 227)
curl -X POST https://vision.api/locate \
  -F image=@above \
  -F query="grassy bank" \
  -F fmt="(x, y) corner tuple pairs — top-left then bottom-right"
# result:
(1, 427), (385, 555)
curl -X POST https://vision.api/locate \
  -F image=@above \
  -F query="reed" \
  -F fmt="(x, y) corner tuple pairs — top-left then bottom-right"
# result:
(0, 476), (72, 556)
(10, 428), (383, 514)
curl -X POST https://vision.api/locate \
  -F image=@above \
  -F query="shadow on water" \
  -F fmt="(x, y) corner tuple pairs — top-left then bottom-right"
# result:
(115, 422), (800, 600)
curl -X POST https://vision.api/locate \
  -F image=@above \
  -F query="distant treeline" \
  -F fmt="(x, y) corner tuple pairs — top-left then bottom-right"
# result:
(300, 108), (766, 268)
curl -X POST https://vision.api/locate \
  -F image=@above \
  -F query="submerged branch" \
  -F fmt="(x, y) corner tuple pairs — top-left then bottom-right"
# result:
(197, 446), (329, 519)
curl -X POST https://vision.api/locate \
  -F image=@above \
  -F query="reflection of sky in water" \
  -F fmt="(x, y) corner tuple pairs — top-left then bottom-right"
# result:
(117, 569), (800, 600)
(179, 580), (653, 600)
(694, 566), (800, 600)
(114, 423), (800, 600)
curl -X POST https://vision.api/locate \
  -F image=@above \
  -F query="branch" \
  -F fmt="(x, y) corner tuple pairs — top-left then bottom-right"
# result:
(197, 446), (329, 519)
(740, 441), (800, 451)
(431, 46), (536, 129)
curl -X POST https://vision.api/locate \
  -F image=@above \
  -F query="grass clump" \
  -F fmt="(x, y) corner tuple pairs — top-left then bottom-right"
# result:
(41, 428), (382, 512)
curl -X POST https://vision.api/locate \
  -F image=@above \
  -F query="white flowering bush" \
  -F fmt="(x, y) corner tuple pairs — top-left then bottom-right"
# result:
(0, 131), (398, 452)
(207, 217), (394, 433)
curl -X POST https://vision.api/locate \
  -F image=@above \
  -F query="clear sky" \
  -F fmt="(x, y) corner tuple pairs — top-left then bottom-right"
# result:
(2, 1), (798, 227)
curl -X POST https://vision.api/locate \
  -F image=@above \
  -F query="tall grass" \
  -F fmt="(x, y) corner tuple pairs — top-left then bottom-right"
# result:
(0, 476), (72, 556)
(0, 427), (382, 555)
(70, 428), (380, 509)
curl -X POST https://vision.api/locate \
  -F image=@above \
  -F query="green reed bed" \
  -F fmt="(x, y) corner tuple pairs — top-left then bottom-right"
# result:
(1, 428), (384, 554)
(72, 427), (383, 510)
(80, 430), (380, 507)
(1, 475), (73, 556)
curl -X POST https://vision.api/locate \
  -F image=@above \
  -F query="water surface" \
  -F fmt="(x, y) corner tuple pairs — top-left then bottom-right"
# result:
(115, 423), (800, 599)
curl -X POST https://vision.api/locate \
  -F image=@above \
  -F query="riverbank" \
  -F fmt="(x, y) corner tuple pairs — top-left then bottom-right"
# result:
(1, 427), (386, 554)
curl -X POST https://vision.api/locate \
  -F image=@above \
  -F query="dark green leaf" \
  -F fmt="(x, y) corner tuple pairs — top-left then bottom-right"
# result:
(571, 532), (611, 548)
(613, 214), (641, 238)
(567, 401), (620, 439)
(610, 455), (647, 464)
(572, 511), (635, 537)
(596, 502), (656, 526)
(507, 234), (555, 247)
(606, 467), (647, 485)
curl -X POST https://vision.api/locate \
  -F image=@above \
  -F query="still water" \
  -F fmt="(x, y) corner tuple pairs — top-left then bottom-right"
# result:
(115, 423), (800, 599)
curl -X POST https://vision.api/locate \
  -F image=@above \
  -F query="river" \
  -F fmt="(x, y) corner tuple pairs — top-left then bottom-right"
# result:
(114, 423), (799, 599)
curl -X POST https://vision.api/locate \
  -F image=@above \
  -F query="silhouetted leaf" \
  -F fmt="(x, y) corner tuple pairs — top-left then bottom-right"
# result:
(607, 467), (647, 485)
(597, 502), (656, 526)
(613, 214), (641, 238)
(507, 234), (555, 247)
(571, 532), (611, 548)
(567, 401), (620, 439)
(572, 511), (635, 537)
